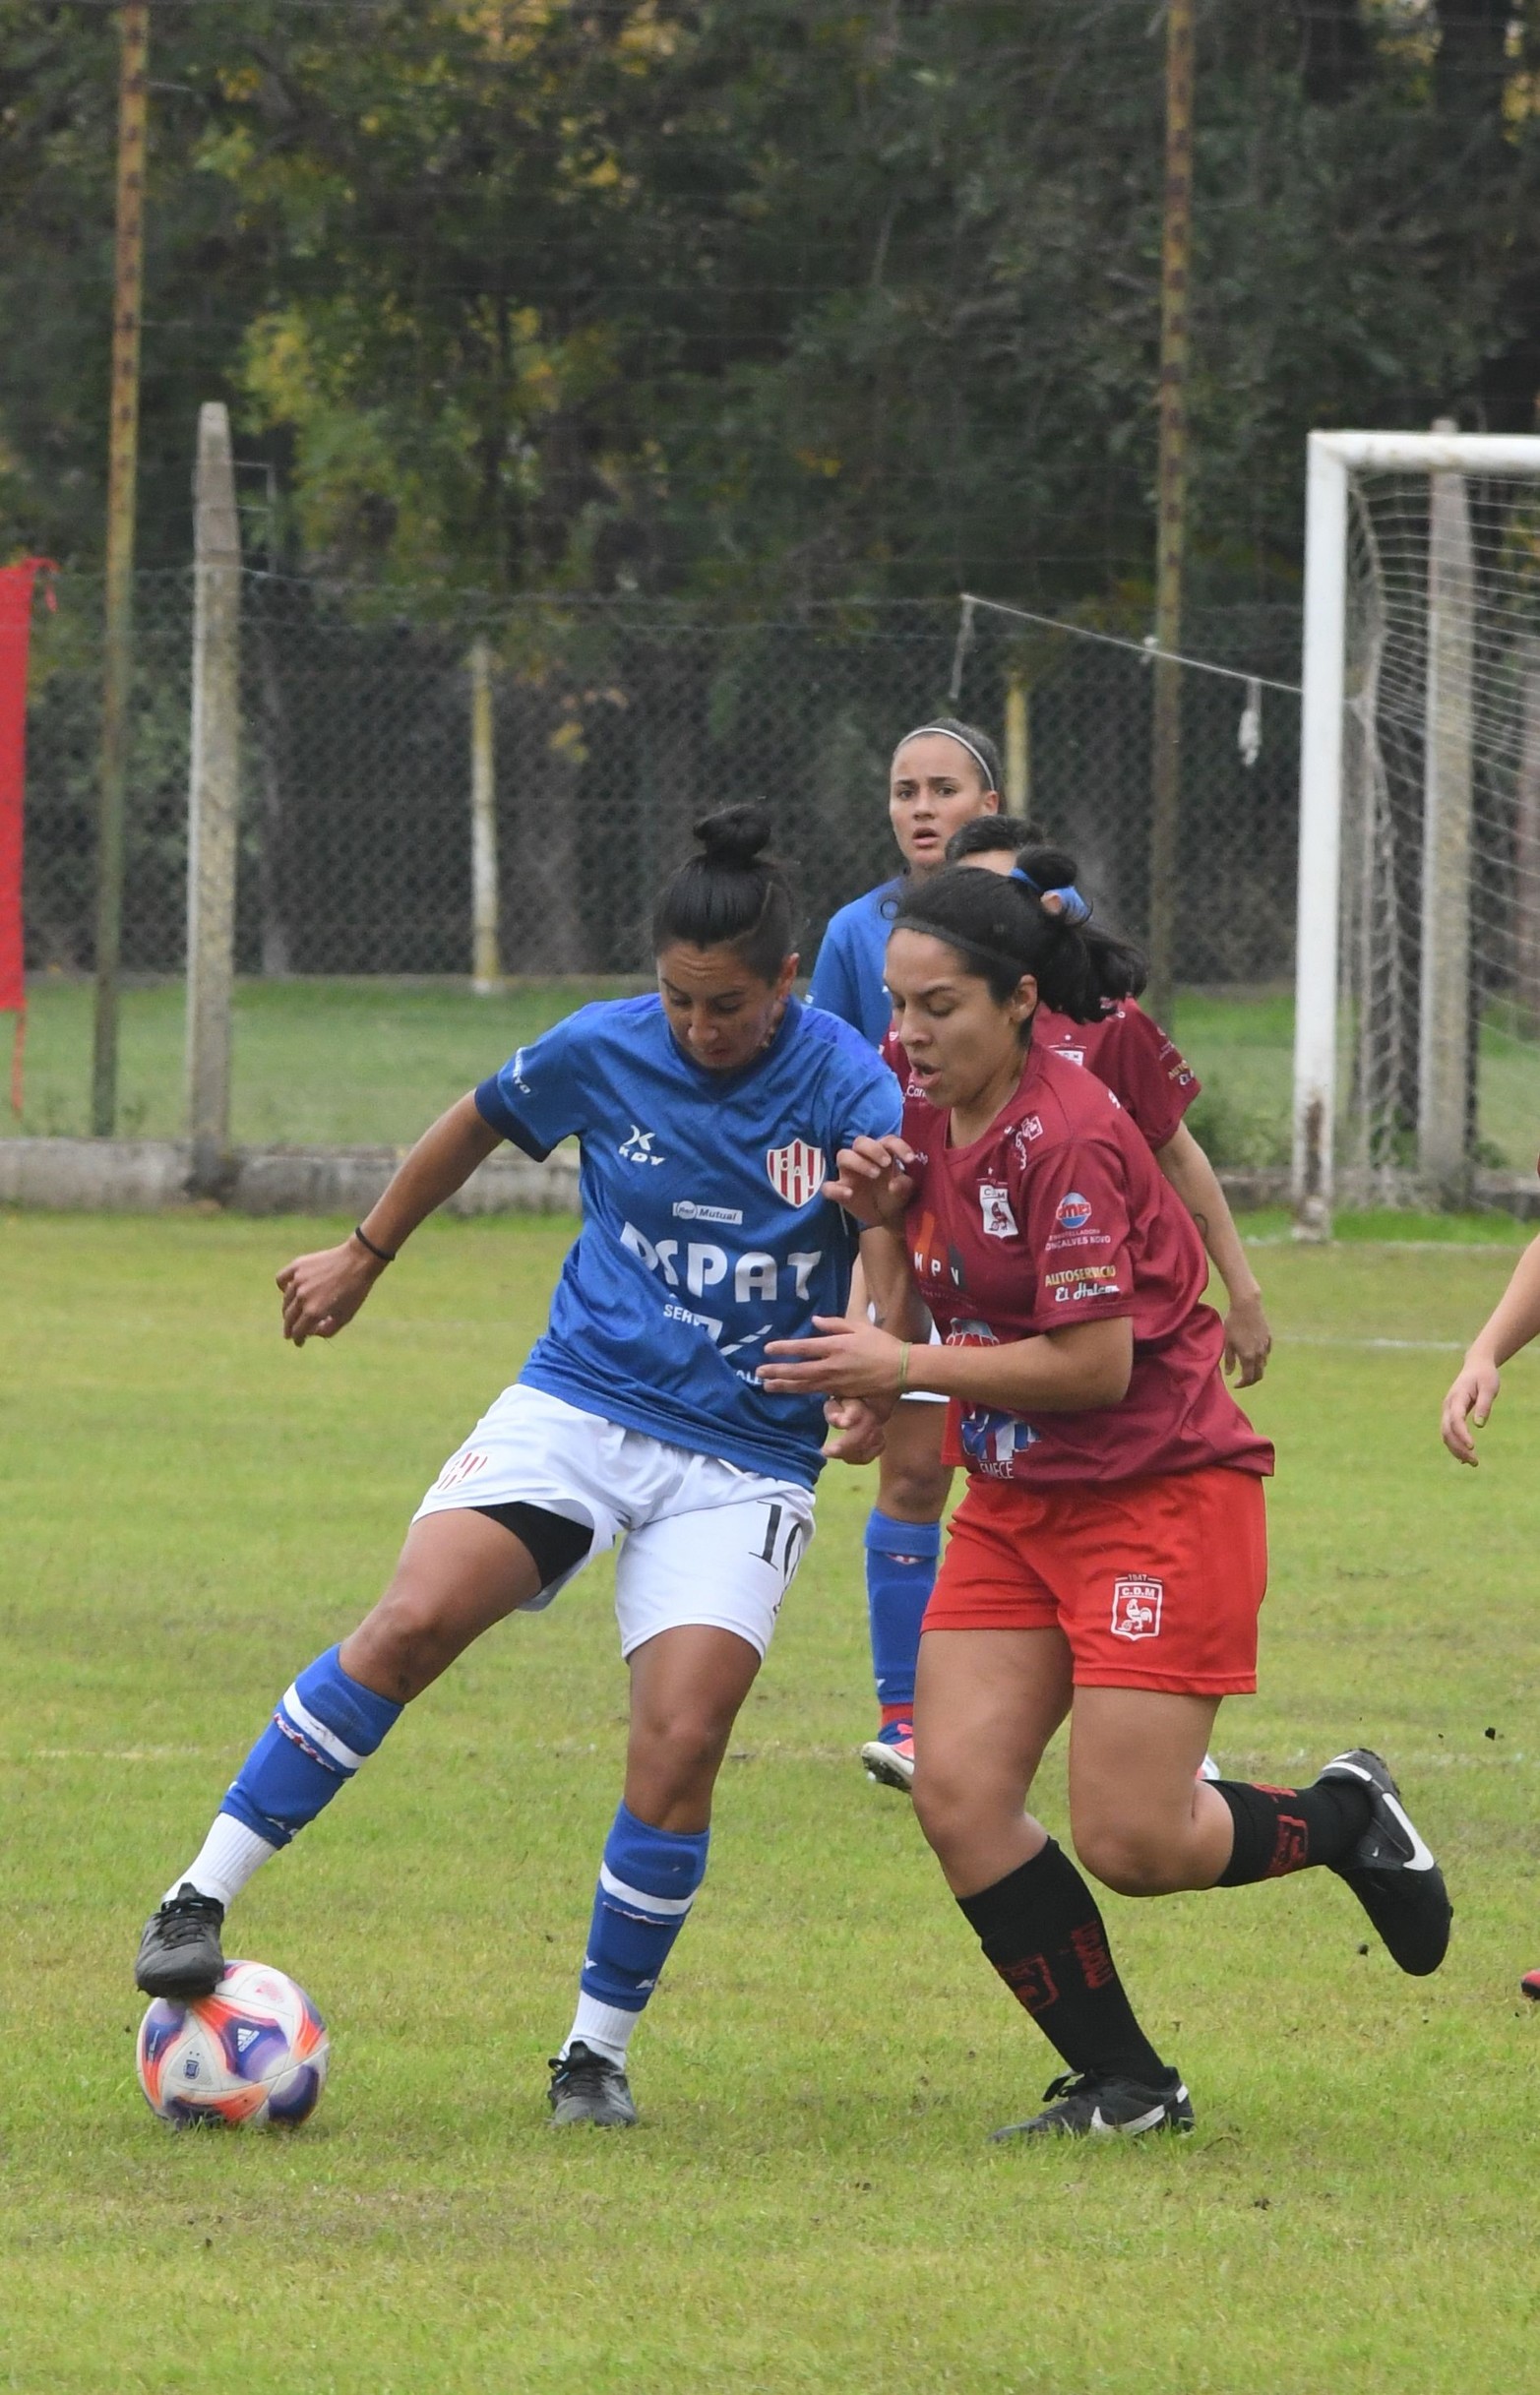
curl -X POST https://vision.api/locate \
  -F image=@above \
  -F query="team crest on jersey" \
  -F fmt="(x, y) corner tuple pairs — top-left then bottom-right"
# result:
(766, 1140), (825, 1207)
(1110, 1576), (1163, 1641)
(979, 1183), (1017, 1239)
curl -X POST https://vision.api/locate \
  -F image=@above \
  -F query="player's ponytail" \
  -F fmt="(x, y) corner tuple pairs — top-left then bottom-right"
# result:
(892, 843), (1145, 1027)
(651, 804), (796, 982)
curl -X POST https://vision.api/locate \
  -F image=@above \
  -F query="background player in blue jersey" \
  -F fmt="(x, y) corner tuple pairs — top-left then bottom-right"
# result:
(809, 720), (1004, 1780)
(134, 808), (901, 2128)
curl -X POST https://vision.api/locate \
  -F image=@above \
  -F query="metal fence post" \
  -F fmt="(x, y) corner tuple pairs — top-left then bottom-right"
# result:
(469, 635), (502, 991)
(91, 0), (150, 1136)
(185, 402), (241, 1190)
(1004, 669), (1030, 813)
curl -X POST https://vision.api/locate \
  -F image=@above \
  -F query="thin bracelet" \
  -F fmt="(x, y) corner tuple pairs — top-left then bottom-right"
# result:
(896, 1340), (911, 1395)
(352, 1223), (398, 1264)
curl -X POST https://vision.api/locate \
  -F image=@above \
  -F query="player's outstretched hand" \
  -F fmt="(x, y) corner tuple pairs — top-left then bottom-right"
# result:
(822, 1397), (887, 1466)
(277, 1240), (382, 1346)
(1223, 1293), (1272, 1386)
(823, 1135), (915, 1230)
(761, 1315), (906, 1399)
(1441, 1356), (1500, 1466)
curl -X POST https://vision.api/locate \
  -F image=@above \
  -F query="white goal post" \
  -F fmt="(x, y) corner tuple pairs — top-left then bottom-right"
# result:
(1292, 428), (1540, 1224)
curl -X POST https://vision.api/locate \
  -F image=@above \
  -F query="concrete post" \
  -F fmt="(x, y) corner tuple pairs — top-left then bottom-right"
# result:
(185, 401), (241, 1192)
(469, 636), (502, 992)
(1417, 419), (1475, 1201)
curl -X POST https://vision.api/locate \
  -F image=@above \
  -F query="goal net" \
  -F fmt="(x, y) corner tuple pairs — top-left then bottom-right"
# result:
(1294, 430), (1540, 1219)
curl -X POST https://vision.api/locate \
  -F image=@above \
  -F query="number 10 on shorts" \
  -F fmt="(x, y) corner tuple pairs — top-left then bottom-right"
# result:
(757, 1502), (810, 1589)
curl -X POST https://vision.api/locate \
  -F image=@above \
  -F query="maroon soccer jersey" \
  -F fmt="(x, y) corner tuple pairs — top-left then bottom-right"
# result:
(882, 997), (1198, 1154)
(899, 1044), (1272, 1487)
(1031, 998), (1199, 1148)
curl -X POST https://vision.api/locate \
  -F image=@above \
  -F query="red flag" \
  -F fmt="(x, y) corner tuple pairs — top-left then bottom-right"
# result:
(0, 559), (56, 1115)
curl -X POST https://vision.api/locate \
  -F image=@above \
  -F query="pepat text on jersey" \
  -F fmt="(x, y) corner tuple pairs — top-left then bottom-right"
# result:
(474, 995), (901, 1487)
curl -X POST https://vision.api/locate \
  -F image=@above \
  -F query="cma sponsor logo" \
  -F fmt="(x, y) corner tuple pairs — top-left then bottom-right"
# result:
(621, 1222), (822, 1351)
(673, 1199), (743, 1225)
(619, 1125), (666, 1166)
(979, 1183), (1018, 1239)
(1111, 1576), (1163, 1641)
(1055, 1190), (1093, 1233)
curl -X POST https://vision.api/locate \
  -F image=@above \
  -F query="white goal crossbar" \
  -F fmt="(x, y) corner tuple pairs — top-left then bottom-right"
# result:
(1292, 429), (1540, 1223)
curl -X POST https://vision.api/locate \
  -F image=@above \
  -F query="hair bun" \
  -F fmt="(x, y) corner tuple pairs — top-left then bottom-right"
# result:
(693, 803), (773, 871)
(1016, 842), (1080, 890)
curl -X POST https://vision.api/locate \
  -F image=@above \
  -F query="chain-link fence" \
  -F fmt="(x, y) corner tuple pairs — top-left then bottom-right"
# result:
(15, 571), (1307, 1156)
(23, 572), (1302, 983)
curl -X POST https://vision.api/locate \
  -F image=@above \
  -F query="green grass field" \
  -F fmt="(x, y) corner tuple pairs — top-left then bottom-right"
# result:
(13, 973), (1538, 1173)
(4, 1210), (1540, 2393)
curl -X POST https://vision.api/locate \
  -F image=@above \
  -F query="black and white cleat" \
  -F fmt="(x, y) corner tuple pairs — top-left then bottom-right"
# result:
(1319, 1749), (1451, 1978)
(989, 2068), (1194, 2142)
(134, 1883), (226, 1999)
(547, 2040), (639, 2128)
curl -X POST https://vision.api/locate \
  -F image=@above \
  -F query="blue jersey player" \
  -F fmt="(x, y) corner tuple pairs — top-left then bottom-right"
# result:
(809, 719), (1003, 1787)
(135, 808), (901, 2128)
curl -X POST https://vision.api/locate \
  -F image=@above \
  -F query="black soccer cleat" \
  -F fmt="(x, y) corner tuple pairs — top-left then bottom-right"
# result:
(547, 2041), (638, 2128)
(134, 1883), (226, 1999)
(1318, 1750), (1451, 1978)
(1520, 1968), (1540, 2003)
(988, 2068), (1194, 2143)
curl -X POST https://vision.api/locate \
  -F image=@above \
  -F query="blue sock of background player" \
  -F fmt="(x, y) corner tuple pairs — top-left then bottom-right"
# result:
(864, 1510), (942, 1739)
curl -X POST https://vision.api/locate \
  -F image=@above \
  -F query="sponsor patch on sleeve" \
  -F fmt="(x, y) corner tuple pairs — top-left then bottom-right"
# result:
(1043, 1263), (1121, 1289)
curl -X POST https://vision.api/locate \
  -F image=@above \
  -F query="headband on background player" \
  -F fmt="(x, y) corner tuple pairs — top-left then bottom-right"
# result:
(1010, 864), (1092, 927)
(893, 723), (998, 788)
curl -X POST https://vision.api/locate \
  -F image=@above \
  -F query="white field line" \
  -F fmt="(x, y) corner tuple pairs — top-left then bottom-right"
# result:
(1242, 1237), (1529, 1253)
(1278, 1333), (1463, 1351)
(20, 1747), (211, 1763)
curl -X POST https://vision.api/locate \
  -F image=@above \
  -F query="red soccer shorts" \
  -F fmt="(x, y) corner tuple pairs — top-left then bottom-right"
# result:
(923, 1466), (1267, 1695)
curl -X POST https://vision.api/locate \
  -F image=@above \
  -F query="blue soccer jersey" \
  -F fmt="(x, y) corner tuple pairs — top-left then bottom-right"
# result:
(807, 880), (903, 1048)
(474, 995), (902, 1487)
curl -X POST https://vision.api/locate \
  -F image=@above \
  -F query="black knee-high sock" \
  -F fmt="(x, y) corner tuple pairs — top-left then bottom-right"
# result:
(957, 1839), (1172, 2087)
(1212, 1777), (1372, 1886)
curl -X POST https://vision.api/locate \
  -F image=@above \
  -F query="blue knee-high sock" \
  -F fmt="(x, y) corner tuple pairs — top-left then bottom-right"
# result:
(574, 1803), (709, 2041)
(865, 1509), (942, 1713)
(219, 1645), (403, 1847)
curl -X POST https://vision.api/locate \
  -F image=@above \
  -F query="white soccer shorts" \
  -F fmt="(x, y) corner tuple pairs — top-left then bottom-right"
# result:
(412, 1384), (815, 1660)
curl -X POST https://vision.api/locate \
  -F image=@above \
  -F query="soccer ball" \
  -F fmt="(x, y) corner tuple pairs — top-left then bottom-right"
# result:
(137, 1959), (330, 2128)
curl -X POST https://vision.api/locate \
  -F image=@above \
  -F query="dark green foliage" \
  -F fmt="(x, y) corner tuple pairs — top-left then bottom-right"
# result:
(4, 2), (1540, 604)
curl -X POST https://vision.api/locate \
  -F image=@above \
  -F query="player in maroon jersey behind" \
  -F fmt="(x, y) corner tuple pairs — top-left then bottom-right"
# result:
(764, 851), (1449, 2138)
(943, 814), (1271, 1391)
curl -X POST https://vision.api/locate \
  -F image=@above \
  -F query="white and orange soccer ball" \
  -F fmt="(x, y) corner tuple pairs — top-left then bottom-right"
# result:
(136, 1959), (329, 2128)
